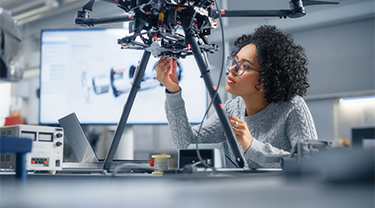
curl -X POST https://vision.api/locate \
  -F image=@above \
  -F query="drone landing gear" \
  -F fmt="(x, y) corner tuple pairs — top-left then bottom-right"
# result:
(103, 32), (246, 171)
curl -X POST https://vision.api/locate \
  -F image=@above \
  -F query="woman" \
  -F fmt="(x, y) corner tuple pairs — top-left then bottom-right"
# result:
(155, 25), (318, 168)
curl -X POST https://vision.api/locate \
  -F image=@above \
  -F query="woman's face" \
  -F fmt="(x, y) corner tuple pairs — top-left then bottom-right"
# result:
(226, 44), (263, 98)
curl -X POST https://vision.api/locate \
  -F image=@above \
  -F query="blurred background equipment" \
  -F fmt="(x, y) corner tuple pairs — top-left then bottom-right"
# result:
(3, 111), (25, 126)
(0, 125), (64, 175)
(0, 7), (23, 82)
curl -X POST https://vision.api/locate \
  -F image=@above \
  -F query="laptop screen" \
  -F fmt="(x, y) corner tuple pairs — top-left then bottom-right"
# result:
(58, 112), (99, 163)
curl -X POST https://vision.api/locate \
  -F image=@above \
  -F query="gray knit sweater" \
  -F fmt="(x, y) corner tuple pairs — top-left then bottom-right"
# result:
(165, 90), (318, 168)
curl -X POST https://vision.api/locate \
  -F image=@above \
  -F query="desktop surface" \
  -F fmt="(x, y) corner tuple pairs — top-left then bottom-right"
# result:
(0, 170), (372, 208)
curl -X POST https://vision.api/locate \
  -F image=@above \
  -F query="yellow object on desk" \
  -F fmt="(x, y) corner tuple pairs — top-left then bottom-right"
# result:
(151, 154), (171, 174)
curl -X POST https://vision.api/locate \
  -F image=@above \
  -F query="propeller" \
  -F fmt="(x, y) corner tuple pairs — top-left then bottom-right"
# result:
(82, 0), (95, 11)
(288, 0), (339, 18)
(302, 0), (340, 6)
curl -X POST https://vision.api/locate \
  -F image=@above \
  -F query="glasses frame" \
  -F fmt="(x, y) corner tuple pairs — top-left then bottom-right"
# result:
(226, 56), (260, 76)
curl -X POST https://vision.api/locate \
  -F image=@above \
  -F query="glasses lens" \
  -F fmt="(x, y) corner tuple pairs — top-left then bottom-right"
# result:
(237, 62), (246, 75)
(226, 57), (234, 72)
(226, 57), (247, 76)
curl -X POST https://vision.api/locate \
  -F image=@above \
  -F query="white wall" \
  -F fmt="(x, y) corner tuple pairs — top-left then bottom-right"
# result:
(0, 83), (11, 125)
(335, 98), (375, 142)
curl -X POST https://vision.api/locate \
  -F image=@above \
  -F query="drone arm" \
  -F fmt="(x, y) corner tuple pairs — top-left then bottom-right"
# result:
(75, 0), (134, 27)
(75, 14), (133, 27)
(212, 9), (308, 19)
(217, 9), (291, 18)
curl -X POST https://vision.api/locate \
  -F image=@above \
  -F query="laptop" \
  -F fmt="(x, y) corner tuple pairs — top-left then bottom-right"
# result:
(58, 112), (99, 163)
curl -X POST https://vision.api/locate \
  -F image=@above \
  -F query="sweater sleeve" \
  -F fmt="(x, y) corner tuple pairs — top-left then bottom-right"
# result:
(244, 96), (318, 168)
(244, 138), (290, 168)
(165, 89), (226, 150)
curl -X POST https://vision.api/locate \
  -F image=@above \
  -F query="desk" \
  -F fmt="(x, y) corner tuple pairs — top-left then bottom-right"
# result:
(0, 171), (373, 208)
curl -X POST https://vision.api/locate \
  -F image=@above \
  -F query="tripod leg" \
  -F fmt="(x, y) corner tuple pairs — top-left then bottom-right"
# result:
(186, 35), (246, 168)
(103, 51), (151, 171)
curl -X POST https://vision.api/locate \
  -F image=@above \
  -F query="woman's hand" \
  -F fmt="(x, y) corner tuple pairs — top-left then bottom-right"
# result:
(155, 56), (180, 93)
(228, 115), (253, 152)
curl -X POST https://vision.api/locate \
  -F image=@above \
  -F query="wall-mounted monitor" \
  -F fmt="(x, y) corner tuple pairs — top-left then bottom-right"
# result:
(39, 29), (207, 125)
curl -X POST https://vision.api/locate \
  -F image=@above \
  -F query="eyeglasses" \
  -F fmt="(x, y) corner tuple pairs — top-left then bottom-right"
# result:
(226, 56), (260, 76)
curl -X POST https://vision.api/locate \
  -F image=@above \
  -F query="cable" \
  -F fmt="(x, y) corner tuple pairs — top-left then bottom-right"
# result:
(192, 0), (226, 173)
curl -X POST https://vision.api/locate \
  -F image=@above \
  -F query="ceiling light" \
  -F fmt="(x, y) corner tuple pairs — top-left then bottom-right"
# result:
(339, 96), (375, 104)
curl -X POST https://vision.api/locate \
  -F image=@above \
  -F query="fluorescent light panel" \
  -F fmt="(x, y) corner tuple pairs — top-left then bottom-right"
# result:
(339, 96), (375, 104)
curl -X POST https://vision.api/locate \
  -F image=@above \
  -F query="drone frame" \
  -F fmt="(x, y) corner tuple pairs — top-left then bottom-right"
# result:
(74, 0), (339, 171)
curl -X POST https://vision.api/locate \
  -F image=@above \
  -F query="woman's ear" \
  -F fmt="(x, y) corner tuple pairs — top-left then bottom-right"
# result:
(259, 83), (265, 92)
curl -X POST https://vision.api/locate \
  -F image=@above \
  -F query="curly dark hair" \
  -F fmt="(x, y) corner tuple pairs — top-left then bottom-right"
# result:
(231, 25), (309, 103)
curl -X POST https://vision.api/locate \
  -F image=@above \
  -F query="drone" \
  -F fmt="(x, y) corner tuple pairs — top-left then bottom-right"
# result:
(74, 0), (339, 171)
(75, 0), (339, 59)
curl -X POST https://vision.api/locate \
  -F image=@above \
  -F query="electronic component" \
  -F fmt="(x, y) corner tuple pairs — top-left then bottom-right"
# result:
(0, 125), (64, 174)
(179, 143), (226, 168)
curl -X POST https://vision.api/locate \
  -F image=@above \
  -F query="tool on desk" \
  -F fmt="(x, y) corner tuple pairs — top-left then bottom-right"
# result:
(264, 140), (333, 171)
(151, 154), (171, 174)
(0, 125), (64, 174)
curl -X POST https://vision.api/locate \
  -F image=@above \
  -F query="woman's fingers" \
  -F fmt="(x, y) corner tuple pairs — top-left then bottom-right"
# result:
(155, 56), (180, 93)
(228, 115), (253, 152)
(228, 115), (241, 128)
